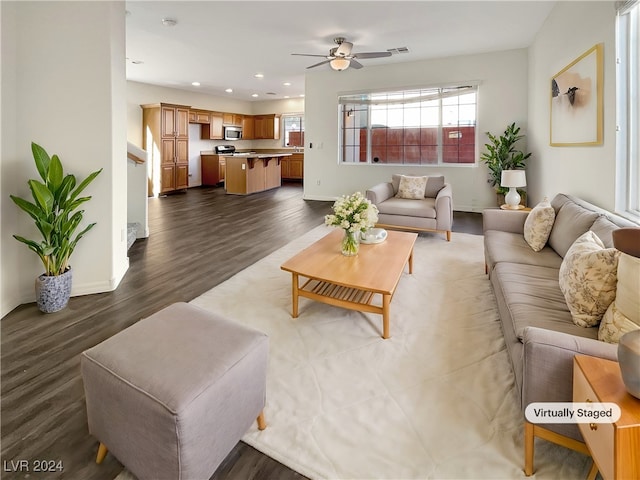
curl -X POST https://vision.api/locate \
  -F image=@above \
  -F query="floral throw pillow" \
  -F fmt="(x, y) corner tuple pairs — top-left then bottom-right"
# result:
(395, 175), (428, 200)
(559, 231), (620, 328)
(598, 252), (640, 343)
(524, 197), (555, 252)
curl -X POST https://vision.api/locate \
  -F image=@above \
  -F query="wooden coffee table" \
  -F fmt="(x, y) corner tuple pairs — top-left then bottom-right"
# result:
(280, 229), (417, 339)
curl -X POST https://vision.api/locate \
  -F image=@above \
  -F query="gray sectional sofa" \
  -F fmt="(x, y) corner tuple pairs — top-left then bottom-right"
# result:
(482, 193), (637, 470)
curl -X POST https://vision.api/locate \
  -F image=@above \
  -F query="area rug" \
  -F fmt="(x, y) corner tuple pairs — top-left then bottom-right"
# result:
(118, 225), (593, 479)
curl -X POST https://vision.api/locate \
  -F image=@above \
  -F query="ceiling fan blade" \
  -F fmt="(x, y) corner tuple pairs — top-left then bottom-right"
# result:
(335, 41), (353, 57)
(307, 59), (332, 69)
(352, 51), (392, 59)
(292, 53), (330, 58)
(349, 59), (364, 69)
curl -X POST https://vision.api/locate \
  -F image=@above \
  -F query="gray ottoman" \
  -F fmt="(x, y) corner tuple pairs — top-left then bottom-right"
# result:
(81, 302), (268, 480)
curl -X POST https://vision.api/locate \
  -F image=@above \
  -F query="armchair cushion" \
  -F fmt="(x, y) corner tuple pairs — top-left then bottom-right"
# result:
(391, 174), (445, 198)
(396, 175), (428, 199)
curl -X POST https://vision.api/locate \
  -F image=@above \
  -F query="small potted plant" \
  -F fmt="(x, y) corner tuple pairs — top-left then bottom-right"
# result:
(480, 122), (531, 206)
(10, 142), (102, 313)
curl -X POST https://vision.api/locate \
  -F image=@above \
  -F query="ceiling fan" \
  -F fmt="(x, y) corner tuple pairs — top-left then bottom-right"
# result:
(292, 37), (392, 71)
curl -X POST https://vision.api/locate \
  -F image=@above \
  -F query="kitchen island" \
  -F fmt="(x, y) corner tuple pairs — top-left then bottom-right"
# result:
(224, 153), (291, 195)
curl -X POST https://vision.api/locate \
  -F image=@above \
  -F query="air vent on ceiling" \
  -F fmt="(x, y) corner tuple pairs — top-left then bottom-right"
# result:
(387, 47), (409, 55)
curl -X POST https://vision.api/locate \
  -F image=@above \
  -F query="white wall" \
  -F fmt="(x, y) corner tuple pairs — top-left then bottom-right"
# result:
(303, 49), (529, 210)
(527, 1), (617, 210)
(1, 1), (128, 317)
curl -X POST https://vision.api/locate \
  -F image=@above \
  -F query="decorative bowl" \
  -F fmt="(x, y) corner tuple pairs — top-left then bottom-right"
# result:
(360, 228), (387, 244)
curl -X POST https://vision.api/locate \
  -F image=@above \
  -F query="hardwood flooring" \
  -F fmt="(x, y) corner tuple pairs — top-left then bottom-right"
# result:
(1, 183), (482, 480)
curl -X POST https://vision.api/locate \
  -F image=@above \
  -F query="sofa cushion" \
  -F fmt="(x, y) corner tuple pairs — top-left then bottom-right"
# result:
(524, 197), (555, 252)
(484, 230), (563, 271)
(590, 215), (623, 248)
(548, 201), (600, 257)
(396, 175), (428, 199)
(391, 174), (444, 198)
(598, 252), (640, 343)
(559, 231), (620, 328)
(425, 176), (445, 197)
(491, 262), (598, 342)
(376, 197), (436, 218)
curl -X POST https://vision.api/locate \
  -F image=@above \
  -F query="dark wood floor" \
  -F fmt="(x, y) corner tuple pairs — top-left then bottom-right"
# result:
(1, 183), (482, 480)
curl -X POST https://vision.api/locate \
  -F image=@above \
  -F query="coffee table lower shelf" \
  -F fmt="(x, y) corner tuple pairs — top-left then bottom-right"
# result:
(292, 274), (392, 338)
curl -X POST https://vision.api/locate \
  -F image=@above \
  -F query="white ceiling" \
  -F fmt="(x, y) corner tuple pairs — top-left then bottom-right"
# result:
(125, 1), (556, 102)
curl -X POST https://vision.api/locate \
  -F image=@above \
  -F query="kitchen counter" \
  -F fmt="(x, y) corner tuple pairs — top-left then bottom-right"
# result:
(223, 153), (291, 195)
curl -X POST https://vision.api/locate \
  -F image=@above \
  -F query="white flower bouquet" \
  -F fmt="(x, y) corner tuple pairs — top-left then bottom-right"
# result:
(325, 192), (379, 255)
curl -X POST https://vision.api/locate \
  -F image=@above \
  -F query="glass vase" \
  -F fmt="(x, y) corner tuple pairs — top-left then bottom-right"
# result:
(341, 230), (360, 256)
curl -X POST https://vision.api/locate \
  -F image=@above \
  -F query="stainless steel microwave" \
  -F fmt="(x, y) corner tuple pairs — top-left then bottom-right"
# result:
(224, 126), (242, 141)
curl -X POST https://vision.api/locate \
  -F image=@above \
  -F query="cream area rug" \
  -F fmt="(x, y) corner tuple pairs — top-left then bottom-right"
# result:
(118, 225), (593, 479)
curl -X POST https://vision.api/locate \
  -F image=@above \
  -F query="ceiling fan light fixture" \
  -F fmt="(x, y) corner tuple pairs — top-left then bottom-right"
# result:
(330, 58), (350, 71)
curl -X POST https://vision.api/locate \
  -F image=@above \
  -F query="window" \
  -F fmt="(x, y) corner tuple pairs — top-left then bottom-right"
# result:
(339, 85), (477, 165)
(616, 0), (640, 221)
(283, 114), (304, 147)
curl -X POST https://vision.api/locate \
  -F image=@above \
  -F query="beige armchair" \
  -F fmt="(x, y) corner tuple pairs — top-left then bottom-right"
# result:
(366, 174), (453, 241)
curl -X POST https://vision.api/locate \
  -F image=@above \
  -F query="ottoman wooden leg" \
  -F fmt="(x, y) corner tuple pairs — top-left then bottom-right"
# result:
(96, 443), (108, 464)
(257, 411), (267, 430)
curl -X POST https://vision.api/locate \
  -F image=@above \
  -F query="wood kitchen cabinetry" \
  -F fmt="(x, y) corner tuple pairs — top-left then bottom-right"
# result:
(201, 112), (224, 140)
(223, 113), (243, 126)
(142, 103), (190, 194)
(201, 154), (226, 186)
(189, 110), (210, 124)
(242, 115), (255, 140)
(281, 153), (304, 180)
(254, 114), (280, 140)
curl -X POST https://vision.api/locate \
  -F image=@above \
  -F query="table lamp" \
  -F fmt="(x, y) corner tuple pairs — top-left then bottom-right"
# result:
(501, 170), (527, 209)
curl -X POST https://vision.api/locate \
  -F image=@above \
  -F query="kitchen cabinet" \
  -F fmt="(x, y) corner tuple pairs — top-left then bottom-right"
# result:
(281, 153), (304, 180)
(142, 103), (190, 194)
(201, 112), (224, 140)
(254, 114), (280, 140)
(201, 154), (226, 186)
(223, 113), (243, 126)
(189, 110), (210, 124)
(224, 154), (289, 195)
(242, 116), (255, 140)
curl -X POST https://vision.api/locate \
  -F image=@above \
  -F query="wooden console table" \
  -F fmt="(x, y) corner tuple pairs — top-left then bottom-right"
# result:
(573, 355), (640, 480)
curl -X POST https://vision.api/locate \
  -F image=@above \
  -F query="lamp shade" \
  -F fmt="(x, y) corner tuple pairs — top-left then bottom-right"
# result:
(330, 58), (350, 71)
(501, 169), (527, 188)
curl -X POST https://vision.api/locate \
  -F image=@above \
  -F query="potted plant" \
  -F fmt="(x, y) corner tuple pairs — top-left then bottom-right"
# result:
(480, 122), (531, 205)
(10, 142), (102, 313)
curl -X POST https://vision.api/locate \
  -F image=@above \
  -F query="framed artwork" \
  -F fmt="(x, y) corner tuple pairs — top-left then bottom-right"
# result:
(550, 43), (603, 146)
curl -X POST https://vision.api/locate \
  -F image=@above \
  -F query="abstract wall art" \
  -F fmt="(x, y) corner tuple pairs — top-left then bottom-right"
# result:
(550, 43), (603, 146)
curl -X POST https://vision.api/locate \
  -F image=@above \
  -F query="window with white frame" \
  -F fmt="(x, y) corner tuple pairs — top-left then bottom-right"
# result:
(339, 85), (477, 165)
(283, 114), (304, 147)
(616, 0), (639, 221)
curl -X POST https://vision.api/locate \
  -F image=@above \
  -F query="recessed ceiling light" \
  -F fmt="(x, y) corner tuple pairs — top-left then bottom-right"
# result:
(252, 94), (259, 98)
(191, 82), (200, 86)
(284, 96), (290, 99)
(225, 88), (233, 93)
(254, 73), (264, 78)
(162, 18), (177, 27)
(283, 82), (291, 86)
(299, 94), (305, 98)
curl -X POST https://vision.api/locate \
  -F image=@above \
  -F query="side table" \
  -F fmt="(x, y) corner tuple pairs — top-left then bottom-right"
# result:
(573, 354), (640, 480)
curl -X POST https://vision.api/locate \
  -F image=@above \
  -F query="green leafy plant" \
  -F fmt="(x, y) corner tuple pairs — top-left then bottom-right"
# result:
(480, 122), (532, 195)
(10, 142), (102, 276)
